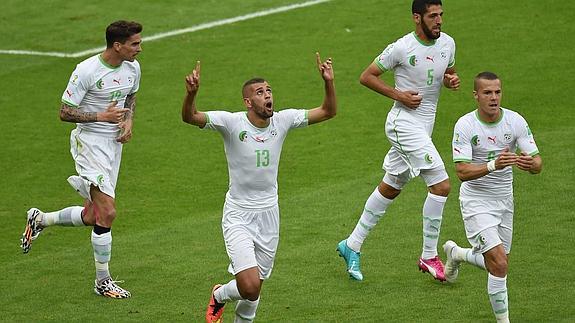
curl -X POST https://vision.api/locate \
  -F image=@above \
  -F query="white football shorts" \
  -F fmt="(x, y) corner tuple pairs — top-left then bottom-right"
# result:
(383, 107), (446, 185)
(460, 197), (514, 254)
(69, 128), (122, 199)
(222, 203), (280, 280)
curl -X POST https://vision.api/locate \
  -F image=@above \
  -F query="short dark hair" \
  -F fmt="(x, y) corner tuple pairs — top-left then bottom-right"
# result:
(412, 0), (442, 15)
(242, 77), (267, 97)
(474, 71), (499, 90)
(106, 20), (143, 48)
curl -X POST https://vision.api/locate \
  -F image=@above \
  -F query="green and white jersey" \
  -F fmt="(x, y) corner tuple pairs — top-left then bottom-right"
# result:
(374, 32), (455, 127)
(452, 107), (539, 199)
(61, 54), (141, 136)
(204, 109), (308, 209)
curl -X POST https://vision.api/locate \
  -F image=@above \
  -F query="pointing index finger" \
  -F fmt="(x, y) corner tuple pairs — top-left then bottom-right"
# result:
(316, 52), (322, 66)
(195, 60), (201, 73)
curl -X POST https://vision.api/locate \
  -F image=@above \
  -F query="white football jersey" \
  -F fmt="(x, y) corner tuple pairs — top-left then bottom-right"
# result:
(61, 54), (141, 136)
(204, 109), (308, 209)
(374, 32), (455, 126)
(452, 108), (539, 199)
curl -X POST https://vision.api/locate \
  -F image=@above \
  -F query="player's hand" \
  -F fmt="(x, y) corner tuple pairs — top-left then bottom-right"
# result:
(443, 73), (460, 90)
(495, 147), (519, 169)
(515, 151), (535, 171)
(116, 118), (133, 143)
(398, 90), (422, 109)
(100, 101), (130, 123)
(185, 61), (201, 94)
(316, 52), (334, 82)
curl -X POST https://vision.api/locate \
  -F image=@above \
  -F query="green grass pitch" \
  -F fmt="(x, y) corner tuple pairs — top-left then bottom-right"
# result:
(1, 0), (574, 321)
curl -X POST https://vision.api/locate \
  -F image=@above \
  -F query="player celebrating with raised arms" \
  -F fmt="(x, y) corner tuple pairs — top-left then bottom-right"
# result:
(444, 71), (542, 323)
(337, 0), (459, 282)
(181, 54), (336, 323)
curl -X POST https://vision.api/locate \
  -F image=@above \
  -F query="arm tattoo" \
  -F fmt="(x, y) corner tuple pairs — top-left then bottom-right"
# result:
(124, 93), (137, 120)
(59, 103), (97, 123)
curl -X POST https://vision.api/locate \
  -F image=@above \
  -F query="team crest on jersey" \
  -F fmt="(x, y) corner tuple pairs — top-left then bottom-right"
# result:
(441, 51), (447, 59)
(96, 79), (104, 89)
(408, 55), (418, 66)
(239, 131), (248, 142)
(504, 133), (512, 143)
(71, 74), (79, 84)
(424, 153), (434, 164)
(471, 135), (480, 146)
(97, 174), (104, 185)
(271, 129), (277, 137)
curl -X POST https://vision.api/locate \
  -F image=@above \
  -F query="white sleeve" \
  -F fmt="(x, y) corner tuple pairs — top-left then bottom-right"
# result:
(203, 111), (234, 135)
(278, 109), (308, 131)
(448, 38), (456, 68)
(61, 65), (90, 107)
(515, 114), (539, 156)
(453, 118), (473, 162)
(373, 39), (402, 72)
(129, 60), (141, 95)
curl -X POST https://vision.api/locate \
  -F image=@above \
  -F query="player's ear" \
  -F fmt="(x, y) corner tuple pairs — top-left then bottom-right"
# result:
(243, 97), (252, 109)
(473, 90), (478, 100)
(413, 13), (421, 24)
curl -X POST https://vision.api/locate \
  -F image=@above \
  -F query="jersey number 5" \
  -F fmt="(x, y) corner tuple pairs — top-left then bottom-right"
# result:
(427, 69), (434, 86)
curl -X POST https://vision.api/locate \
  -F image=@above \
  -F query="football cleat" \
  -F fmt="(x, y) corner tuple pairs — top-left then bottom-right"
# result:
(336, 239), (363, 281)
(206, 284), (225, 323)
(21, 208), (44, 254)
(418, 256), (446, 282)
(443, 240), (461, 283)
(94, 278), (131, 299)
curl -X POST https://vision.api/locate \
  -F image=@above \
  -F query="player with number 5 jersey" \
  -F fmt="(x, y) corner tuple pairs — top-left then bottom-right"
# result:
(337, 0), (460, 283)
(181, 53), (336, 323)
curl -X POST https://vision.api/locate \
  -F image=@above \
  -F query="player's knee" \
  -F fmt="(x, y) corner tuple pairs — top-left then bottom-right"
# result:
(489, 256), (508, 277)
(378, 182), (401, 199)
(429, 180), (450, 197)
(95, 204), (117, 226)
(238, 282), (261, 301)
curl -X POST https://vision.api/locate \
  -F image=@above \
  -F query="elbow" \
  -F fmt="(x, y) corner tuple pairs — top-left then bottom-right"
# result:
(59, 109), (67, 121)
(456, 171), (468, 182)
(359, 73), (369, 87)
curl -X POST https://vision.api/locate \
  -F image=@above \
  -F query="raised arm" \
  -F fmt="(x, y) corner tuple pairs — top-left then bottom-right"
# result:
(307, 52), (337, 125)
(182, 60), (208, 128)
(359, 63), (422, 109)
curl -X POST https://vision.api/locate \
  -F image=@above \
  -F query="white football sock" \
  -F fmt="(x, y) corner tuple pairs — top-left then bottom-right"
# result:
(347, 187), (393, 252)
(41, 206), (84, 227)
(234, 297), (260, 322)
(214, 279), (243, 303)
(91, 231), (112, 281)
(457, 247), (486, 270)
(488, 273), (509, 323)
(421, 193), (446, 259)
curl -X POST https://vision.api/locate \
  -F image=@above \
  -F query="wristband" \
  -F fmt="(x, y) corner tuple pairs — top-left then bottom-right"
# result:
(487, 160), (496, 172)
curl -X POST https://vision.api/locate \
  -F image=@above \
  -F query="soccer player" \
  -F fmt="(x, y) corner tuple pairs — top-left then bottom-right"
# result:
(20, 20), (142, 299)
(444, 71), (542, 323)
(337, 0), (459, 281)
(181, 54), (336, 323)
